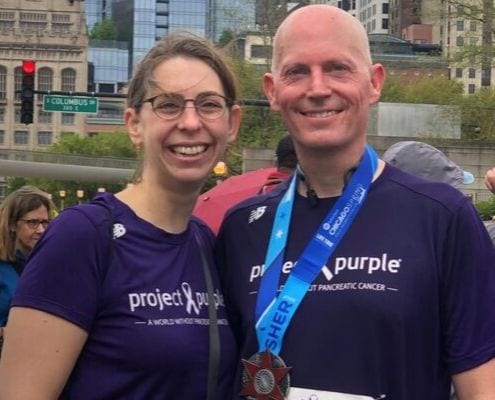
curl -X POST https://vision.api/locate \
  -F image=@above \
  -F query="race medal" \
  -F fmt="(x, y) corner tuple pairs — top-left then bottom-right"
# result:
(240, 349), (291, 400)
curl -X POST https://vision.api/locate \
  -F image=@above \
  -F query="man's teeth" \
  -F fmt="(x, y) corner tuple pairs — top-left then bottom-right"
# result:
(304, 110), (338, 117)
(173, 145), (206, 155)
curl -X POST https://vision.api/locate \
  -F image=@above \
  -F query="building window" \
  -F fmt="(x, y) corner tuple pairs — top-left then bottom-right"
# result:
(382, 18), (388, 30)
(470, 21), (477, 31)
(0, 107), (5, 123)
(14, 106), (20, 123)
(61, 68), (76, 91)
(98, 83), (115, 93)
(14, 66), (22, 101)
(382, 3), (389, 13)
(14, 130), (28, 145)
(455, 68), (463, 78)
(251, 45), (272, 59)
(468, 84), (475, 94)
(456, 36), (464, 46)
(52, 14), (70, 23)
(38, 109), (52, 123)
(38, 67), (53, 101)
(61, 113), (75, 125)
(0, 130), (4, 144)
(468, 68), (476, 79)
(37, 131), (52, 146)
(456, 20), (464, 31)
(0, 66), (6, 100)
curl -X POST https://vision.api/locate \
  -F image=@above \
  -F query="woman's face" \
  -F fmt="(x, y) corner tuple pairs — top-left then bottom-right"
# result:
(14, 205), (49, 256)
(125, 56), (241, 192)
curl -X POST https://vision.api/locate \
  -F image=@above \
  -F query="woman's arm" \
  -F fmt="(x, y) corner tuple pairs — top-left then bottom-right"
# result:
(0, 307), (87, 400)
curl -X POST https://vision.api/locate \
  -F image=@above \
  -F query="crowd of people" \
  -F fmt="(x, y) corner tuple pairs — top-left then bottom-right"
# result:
(0, 4), (494, 400)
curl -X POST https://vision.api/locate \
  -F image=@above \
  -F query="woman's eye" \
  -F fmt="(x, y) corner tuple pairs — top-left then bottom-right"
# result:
(157, 102), (180, 111)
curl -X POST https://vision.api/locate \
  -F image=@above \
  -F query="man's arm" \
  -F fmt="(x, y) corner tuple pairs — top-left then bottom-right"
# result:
(452, 357), (495, 399)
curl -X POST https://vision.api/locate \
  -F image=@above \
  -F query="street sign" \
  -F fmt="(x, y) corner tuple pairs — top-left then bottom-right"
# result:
(43, 95), (99, 113)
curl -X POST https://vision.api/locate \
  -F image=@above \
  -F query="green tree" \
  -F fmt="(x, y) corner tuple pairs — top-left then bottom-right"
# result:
(381, 75), (463, 105)
(89, 19), (118, 40)
(222, 58), (285, 178)
(7, 131), (136, 209)
(218, 29), (235, 47)
(460, 87), (495, 139)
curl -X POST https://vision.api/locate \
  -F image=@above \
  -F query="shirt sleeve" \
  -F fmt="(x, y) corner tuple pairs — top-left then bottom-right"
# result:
(442, 198), (495, 374)
(11, 207), (109, 332)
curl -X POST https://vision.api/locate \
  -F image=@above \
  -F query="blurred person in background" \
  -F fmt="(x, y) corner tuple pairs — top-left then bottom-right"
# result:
(0, 186), (53, 351)
(259, 134), (297, 194)
(484, 166), (495, 194)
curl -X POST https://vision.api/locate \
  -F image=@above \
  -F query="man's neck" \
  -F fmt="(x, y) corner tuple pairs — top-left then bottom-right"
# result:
(296, 147), (364, 198)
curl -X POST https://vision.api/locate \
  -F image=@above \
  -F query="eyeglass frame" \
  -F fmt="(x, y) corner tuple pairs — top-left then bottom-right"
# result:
(141, 91), (234, 121)
(19, 218), (50, 229)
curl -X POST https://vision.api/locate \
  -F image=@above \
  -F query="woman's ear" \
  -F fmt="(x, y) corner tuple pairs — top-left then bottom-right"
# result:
(125, 107), (144, 149)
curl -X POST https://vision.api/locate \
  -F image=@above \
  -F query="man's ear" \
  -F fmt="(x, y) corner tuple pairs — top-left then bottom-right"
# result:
(369, 63), (386, 105)
(263, 73), (281, 112)
(227, 105), (242, 144)
(124, 107), (144, 149)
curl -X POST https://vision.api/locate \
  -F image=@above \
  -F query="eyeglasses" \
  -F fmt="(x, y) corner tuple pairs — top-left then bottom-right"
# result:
(143, 92), (232, 121)
(20, 219), (50, 229)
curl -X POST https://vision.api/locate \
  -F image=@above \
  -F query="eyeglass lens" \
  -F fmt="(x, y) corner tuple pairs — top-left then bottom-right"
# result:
(21, 219), (49, 229)
(150, 93), (228, 120)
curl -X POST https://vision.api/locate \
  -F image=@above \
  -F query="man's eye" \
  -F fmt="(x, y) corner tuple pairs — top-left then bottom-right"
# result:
(285, 67), (307, 77)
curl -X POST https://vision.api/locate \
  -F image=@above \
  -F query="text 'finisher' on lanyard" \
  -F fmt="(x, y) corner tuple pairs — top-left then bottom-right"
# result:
(255, 144), (379, 355)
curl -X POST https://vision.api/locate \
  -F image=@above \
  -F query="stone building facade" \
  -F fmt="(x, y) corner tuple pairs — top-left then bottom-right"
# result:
(0, 0), (88, 150)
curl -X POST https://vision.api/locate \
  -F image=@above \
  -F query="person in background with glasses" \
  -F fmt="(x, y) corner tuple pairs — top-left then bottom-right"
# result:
(0, 186), (53, 353)
(0, 33), (241, 399)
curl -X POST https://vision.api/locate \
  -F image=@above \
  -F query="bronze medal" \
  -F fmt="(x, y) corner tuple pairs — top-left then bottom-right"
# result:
(240, 349), (291, 399)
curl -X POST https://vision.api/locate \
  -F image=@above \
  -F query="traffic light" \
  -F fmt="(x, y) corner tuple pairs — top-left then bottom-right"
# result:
(21, 60), (36, 124)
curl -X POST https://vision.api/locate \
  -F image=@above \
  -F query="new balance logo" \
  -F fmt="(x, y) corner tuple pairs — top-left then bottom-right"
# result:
(249, 206), (267, 223)
(113, 223), (126, 239)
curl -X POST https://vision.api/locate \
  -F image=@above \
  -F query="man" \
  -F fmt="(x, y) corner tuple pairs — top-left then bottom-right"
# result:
(382, 141), (475, 189)
(216, 5), (495, 400)
(259, 134), (297, 194)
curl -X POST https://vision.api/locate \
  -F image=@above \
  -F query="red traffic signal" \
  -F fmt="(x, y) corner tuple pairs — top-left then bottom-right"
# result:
(21, 60), (36, 124)
(22, 60), (36, 75)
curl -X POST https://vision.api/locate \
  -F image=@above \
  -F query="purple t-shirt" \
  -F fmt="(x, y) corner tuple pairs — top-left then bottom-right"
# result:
(216, 164), (495, 399)
(13, 193), (237, 399)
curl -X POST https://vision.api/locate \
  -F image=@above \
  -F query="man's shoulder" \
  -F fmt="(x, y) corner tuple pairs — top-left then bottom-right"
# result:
(378, 164), (469, 209)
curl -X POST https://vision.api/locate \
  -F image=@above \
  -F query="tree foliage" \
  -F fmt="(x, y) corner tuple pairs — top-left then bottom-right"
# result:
(222, 58), (285, 178)
(7, 131), (136, 209)
(381, 75), (464, 105)
(89, 19), (118, 40)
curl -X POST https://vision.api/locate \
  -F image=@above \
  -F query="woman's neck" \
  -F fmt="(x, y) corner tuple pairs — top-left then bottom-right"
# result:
(116, 180), (199, 234)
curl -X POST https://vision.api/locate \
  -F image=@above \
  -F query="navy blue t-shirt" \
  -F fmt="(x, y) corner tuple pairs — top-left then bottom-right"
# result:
(216, 164), (495, 399)
(13, 193), (237, 399)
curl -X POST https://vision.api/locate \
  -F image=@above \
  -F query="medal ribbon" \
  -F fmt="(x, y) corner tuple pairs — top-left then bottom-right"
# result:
(255, 144), (378, 355)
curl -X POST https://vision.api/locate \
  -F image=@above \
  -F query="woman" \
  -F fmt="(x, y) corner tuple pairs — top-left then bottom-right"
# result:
(0, 186), (53, 331)
(0, 33), (241, 399)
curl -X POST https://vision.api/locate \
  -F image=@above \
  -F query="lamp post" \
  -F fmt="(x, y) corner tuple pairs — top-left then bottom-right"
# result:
(59, 190), (66, 210)
(76, 189), (84, 204)
(213, 161), (227, 185)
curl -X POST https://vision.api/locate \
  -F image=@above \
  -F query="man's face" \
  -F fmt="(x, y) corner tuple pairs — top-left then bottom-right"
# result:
(264, 13), (384, 153)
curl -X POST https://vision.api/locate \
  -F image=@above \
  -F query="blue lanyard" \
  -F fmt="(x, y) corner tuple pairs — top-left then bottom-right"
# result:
(255, 145), (378, 355)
